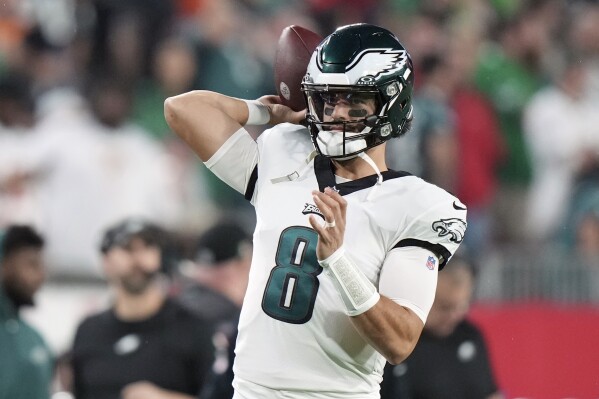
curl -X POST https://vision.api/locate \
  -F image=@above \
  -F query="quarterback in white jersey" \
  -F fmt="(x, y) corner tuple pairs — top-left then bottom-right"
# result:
(165, 24), (467, 399)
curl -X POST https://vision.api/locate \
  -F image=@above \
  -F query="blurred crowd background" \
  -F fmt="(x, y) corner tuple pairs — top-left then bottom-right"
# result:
(1, 0), (599, 397)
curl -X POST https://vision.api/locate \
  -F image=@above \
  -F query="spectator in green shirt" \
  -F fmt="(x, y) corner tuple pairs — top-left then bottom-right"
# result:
(0, 225), (54, 399)
(475, 6), (554, 242)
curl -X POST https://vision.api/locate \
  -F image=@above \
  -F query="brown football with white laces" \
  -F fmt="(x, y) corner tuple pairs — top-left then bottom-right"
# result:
(274, 25), (323, 112)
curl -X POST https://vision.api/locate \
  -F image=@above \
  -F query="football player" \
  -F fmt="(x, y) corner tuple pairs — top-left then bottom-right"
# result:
(165, 23), (467, 399)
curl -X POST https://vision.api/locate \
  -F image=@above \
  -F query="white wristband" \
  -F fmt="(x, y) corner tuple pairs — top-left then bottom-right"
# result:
(244, 100), (270, 125)
(319, 247), (380, 316)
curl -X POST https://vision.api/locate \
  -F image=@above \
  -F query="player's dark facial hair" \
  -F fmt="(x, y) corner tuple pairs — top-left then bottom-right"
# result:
(2, 278), (35, 308)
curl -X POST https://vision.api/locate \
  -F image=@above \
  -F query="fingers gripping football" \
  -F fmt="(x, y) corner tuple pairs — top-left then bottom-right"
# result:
(308, 187), (347, 260)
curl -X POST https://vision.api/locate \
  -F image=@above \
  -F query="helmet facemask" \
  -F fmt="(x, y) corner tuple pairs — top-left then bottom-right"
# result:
(303, 82), (412, 160)
(303, 86), (385, 160)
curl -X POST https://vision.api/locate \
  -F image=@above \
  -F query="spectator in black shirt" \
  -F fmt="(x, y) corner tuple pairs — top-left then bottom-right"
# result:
(381, 255), (503, 399)
(176, 221), (251, 324)
(175, 221), (252, 399)
(71, 218), (215, 399)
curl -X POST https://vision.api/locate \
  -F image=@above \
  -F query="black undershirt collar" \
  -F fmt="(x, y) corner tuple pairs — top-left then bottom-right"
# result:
(313, 154), (411, 196)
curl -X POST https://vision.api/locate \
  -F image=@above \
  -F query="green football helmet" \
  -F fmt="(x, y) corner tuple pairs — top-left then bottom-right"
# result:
(302, 23), (414, 159)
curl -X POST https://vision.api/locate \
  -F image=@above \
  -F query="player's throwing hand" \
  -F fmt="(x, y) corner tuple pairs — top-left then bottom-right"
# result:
(257, 95), (306, 125)
(308, 187), (347, 260)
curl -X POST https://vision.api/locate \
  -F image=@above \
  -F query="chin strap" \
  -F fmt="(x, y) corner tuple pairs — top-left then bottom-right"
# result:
(271, 151), (318, 184)
(358, 152), (383, 201)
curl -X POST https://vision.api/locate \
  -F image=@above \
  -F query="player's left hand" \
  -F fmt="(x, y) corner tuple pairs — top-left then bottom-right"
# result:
(309, 187), (347, 260)
(121, 381), (169, 399)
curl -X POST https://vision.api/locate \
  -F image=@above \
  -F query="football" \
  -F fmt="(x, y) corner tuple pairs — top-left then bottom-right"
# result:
(274, 25), (323, 112)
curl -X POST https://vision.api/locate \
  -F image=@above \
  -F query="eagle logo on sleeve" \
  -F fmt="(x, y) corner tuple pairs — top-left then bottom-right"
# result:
(432, 218), (467, 243)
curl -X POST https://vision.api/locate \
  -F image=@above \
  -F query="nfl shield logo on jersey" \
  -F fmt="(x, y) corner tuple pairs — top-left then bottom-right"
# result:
(425, 256), (436, 270)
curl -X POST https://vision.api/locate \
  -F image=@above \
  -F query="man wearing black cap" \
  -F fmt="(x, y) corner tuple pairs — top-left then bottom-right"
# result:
(176, 221), (252, 399)
(177, 221), (251, 324)
(71, 218), (215, 399)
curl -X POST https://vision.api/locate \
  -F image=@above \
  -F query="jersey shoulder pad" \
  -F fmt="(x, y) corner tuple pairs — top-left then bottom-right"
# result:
(256, 123), (309, 148)
(256, 123), (313, 176)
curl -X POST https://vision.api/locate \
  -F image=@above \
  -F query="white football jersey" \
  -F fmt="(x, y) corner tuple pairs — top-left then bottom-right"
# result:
(206, 123), (467, 398)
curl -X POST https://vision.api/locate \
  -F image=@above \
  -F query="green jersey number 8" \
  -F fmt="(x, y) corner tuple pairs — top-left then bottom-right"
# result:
(262, 226), (322, 324)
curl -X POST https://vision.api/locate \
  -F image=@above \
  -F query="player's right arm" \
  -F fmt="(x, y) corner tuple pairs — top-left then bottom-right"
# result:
(164, 91), (252, 161)
(164, 91), (304, 161)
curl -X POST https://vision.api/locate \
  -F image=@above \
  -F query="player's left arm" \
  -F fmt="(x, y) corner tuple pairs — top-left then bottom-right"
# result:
(350, 248), (436, 365)
(310, 188), (462, 365)
(353, 301), (423, 365)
